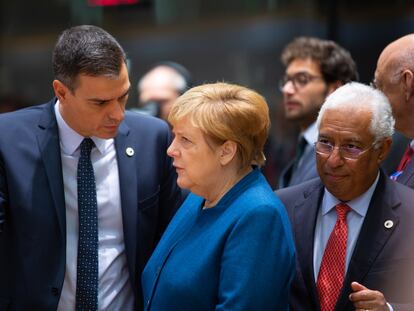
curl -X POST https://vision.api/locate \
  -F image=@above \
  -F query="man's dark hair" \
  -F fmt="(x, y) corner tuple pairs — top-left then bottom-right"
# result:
(52, 25), (127, 91)
(281, 36), (359, 84)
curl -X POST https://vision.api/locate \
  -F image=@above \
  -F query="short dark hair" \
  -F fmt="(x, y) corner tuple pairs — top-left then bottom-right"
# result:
(52, 25), (127, 91)
(281, 36), (358, 84)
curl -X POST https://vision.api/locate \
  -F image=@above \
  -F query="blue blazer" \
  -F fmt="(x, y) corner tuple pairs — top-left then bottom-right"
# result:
(0, 99), (183, 311)
(276, 172), (414, 311)
(142, 169), (296, 311)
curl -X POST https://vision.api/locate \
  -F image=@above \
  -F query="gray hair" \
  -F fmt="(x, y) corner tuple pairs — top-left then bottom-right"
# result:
(53, 25), (127, 91)
(316, 82), (395, 143)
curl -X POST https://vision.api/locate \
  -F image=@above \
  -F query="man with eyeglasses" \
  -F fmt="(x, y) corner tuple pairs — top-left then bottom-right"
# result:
(277, 37), (358, 189)
(375, 34), (414, 188)
(276, 82), (414, 311)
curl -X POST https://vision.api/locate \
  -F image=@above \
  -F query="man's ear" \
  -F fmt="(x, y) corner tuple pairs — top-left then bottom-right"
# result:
(219, 140), (238, 166)
(401, 69), (414, 101)
(326, 80), (343, 95)
(52, 80), (69, 103)
(377, 137), (392, 164)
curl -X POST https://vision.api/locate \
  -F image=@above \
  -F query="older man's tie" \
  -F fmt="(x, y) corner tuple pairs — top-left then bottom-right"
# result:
(317, 203), (351, 311)
(76, 138), (98, 311)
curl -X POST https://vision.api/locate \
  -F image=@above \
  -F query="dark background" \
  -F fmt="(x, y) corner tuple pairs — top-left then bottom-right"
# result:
(1, 0), (413, 186)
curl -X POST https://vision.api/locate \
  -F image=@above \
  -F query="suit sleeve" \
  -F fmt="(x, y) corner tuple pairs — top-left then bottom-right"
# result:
(216, 204), (296, 311)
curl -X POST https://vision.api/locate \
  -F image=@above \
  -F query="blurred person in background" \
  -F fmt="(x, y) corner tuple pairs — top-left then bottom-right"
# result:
(277, 36), (358, 188)
(277, 82), (414, 311)
(135, 61), (192, 122)
(375, 33), (414, 188)
(0, 25), (183, 311)
(142, 82), (296, 311)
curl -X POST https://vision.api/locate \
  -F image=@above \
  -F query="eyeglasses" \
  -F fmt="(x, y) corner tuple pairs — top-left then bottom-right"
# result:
(314, 141), (377, 160)
(279, 72), (324, 91)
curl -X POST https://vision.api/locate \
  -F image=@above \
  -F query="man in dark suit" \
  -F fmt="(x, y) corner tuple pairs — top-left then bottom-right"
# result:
(375, 34), (414, 188)
(277, 37), (358, 188)
(0, 25), (183, 311)
(277, 82), (414, 310)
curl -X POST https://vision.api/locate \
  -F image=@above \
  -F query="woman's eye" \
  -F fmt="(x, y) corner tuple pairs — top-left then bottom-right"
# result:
(181, 137), (191, 144)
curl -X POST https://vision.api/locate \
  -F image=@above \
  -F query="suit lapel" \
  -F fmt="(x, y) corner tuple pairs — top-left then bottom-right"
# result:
(115, 122), (138, 285)
(36, 100), (66, 239)
(294, 181), (324, 310)
(336, 173), (399, 310)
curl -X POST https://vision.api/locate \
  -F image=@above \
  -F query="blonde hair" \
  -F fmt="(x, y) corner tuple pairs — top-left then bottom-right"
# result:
(168, 82), (270, 168)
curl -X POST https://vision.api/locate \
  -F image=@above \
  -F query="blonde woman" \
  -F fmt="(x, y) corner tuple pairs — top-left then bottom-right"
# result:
(142, 82), (295, 311)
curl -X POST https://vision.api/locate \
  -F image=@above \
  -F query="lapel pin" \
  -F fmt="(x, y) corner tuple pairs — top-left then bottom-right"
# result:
(384, 220), (394, 229)
(126, 147), (134, 157)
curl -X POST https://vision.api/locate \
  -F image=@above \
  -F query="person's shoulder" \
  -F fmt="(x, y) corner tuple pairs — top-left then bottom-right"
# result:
(235, 174), (286, 215)
(0, 100), (52, 129)
(0, 101), (50, 119)
(388, 179), (414, 205)
(276, 177), (321, 199)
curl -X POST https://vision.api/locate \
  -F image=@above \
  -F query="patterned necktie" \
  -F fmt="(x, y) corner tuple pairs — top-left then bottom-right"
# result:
(317, 203), (351, 311)
(76, 138), (98, 311)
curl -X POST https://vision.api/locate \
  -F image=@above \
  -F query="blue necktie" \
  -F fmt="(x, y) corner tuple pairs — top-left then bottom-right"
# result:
(76, 138), (98, 311)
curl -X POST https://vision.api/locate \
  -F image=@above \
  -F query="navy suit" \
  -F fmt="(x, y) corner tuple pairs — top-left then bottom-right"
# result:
(0, 99), (183, 311)
(276, 172), (414, 311)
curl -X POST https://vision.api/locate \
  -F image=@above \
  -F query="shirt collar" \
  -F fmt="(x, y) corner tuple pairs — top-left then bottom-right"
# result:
(321, 172), (380, 217)
(54, 101), (111, 155)
(302, 122), (318, 146)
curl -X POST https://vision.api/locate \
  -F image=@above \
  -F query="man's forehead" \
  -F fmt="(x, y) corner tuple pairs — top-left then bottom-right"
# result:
(287, 58), (320, 72)
(320, 108), (372, 130)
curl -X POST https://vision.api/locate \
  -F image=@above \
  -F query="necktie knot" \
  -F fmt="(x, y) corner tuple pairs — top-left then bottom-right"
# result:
(335, 203), (350, 221)
(80, 138), (94, 157)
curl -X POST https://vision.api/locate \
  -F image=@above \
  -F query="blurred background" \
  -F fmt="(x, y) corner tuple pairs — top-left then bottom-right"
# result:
(1, 0), (414, 186)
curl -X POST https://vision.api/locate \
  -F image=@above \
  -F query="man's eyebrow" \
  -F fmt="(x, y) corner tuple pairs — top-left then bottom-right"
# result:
(87, 87), (131, 103)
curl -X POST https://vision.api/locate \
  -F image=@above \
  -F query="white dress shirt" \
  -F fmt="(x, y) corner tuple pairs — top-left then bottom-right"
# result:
(55, 102), (134, 311)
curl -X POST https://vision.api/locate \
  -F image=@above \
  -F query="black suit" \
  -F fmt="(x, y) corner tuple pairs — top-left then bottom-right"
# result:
(0, 99), (184, 310)
(276, 172), (414, 311)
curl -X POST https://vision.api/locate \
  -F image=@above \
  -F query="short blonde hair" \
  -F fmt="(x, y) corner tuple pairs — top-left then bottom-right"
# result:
(168, 82), (270, 168)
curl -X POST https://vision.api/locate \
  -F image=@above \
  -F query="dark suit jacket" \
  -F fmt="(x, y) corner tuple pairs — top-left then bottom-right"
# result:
(278, 142), (318, 189)
(397, 155), (414, 189)
(276, 172), (414, 311)
(0, 99), (183, 311)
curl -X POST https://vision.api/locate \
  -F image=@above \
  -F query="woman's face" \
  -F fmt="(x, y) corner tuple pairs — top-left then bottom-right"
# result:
(167, 117), (224, 197)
